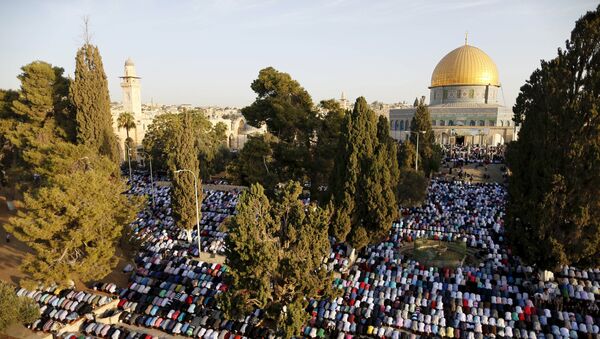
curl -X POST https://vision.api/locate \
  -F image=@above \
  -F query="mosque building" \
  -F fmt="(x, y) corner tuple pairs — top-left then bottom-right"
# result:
(389, 38), (516, 146)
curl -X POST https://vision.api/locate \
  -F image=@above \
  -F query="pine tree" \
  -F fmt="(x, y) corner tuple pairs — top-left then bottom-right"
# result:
(5, 142), (142, 286)
(169, 112), (201, 243)
(221, 181), (332, 338)
(11, 61), (56, 124)
(1, 62), (75, 189)
(70, 43), (119, 162)
(330, 97), (399, 249)
(410, 102), (441, 176)
(506, 5), (600, 269)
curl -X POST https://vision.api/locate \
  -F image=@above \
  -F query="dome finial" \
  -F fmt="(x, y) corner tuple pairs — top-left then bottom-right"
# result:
(465, 31), (468, 45)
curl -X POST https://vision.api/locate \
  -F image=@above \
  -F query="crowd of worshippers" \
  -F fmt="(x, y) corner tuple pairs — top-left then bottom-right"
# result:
(442, 145), (506, 165)
(127, 174), (240, 255)
(105, 174), (279, 338)
(15, 173), (599, 338)
(16, 286), (114, 333)
(302, 180), (599, 339)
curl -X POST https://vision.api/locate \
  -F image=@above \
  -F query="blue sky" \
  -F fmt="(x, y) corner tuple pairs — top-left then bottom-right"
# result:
(0, 0), (597, 107)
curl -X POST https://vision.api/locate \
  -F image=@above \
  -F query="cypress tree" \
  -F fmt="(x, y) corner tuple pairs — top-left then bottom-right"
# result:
(410, 102), (441, 176)
(506, 5), (600, 269)
(70, 43), (119, 162)
(221, 181), (332, 338)
(169, 112), (201, 244)
(330, 97), (399, 249)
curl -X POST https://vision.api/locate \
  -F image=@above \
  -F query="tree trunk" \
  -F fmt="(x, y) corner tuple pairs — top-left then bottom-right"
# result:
(185, 228), (192, 242)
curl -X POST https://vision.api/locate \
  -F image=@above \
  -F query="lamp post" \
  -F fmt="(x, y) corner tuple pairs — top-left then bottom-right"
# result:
(410, 130), (427, 172)
(174, 169), (201, 256)
(125, 145), (133, 184)
(138, 151), (156, 207)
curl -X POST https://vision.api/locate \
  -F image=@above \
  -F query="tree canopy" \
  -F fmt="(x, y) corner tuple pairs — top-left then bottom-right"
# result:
(5, 142), (142, 286)
(410, 102), (441, 177)
(329, 97), (399, 249)
(221, 181), (332, 338)
(0, 280), (39, 331)
(233, 68), (343, 202)
(506, 5), (600, 270)
(70, 43), (119, 162)
(142, 110), (226, 177)
(169, 112), (202, 243)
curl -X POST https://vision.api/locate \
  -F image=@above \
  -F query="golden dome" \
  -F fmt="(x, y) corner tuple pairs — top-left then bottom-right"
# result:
(430, 44), (499, 87)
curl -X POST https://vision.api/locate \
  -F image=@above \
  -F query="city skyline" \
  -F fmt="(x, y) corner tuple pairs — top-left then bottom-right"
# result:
(1, 0), (597, 108)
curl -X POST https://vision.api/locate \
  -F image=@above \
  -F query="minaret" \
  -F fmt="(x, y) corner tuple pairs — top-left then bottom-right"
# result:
(120, 58), (142, 117)
(340, 91), (349, 110)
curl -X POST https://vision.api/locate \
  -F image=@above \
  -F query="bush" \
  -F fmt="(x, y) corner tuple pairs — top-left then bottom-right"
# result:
(0, 280), (40, 331)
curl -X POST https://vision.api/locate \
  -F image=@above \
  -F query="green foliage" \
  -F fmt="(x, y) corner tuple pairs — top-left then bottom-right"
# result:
(169, 113), (202, 239)
(0, 280), (40, 331)
(330, 97), (399, 249)
(310, 100), (345, 203)
(0, 62), (75, 190)
(238, 67), (327, 195)
(506, 5), (600, 270)
(242, 67), (314, 143)
(70, 43), (119, 162)
(117, 112), (136, 140)
(5, 141), (142, 286)
(227, 133), (278, 189)
(142, 111), (225, 177)
(397, 140), (416, 169)
(397, 169), (428, 207)
(221, 181), (332, 338)
(410, 103), (441, 176)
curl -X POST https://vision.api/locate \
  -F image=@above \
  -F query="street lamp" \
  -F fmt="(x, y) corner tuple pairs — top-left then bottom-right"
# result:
(409, 130), (427, 172)
(124, 144), (133, 184)
(174, 169), (201, 257)
(138, 151), (156, 207)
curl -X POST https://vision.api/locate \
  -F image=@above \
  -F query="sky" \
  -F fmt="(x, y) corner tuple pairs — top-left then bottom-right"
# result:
(0, 0), (597, 108)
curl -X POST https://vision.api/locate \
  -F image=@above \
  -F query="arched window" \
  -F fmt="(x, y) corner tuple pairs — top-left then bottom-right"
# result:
(440, 120), (446, 126)
(432, 120), (437, 126)
(500, 120), (504, 127)
(448, 120), (454, 126)
(399, 120), (404, 131)
(506, 120), (511, 127)
(405, 120), (410, 130)
(390, 120), (394, 128)
(470, 120), (476, 126)
(479, 120), (485, 126)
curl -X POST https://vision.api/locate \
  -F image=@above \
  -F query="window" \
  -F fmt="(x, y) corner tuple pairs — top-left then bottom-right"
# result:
(390, 120), (394, 128)
(405, 120), (410, 130)
(440, 120), (446, 126)
(470, 120), (476, 126)
(448, 120), (454, 126)
(507, 120), (511, 127)
(399, 120), (404, 130)
(443, 90), (448, 100)
(432, 120), (437, 126)
(489, 120), (495, 126)
(479, 120), (485, 126)
(469, 89), (475, 98)
(457, 89), (462, 98)
(500, 121), (504, 127)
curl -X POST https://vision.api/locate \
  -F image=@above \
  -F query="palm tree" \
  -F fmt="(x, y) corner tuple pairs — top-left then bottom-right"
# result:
(117, 112), (136, 140)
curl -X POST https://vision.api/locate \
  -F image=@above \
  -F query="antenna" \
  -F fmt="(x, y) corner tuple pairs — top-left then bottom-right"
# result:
(465, 31), (469, 45)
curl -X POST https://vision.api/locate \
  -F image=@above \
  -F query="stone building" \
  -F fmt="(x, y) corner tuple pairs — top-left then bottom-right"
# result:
(389, 39), (516, 146)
